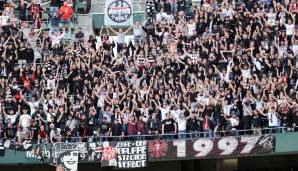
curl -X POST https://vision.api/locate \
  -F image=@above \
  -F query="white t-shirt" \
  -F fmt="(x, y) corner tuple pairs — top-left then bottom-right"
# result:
(28, 101), (40, 115)
(0, 16), (9, 26)
(285, 24), (294, 36)
(187, 23), (196, 37)
(156, 12), (168, 22)
(266, 112), (279, 127)
(229, 117), (239, 128)
(97, 94), (105, 108)
(47, 79), (56, 89)
(171, 109), (182, 120)
(50, 128), (61, 141)
(160, 107), (170, 121)
(292, 44), (298, 56)
(241, 68), (251, 80)
(177, 118), (187, 131)
(46, 112), (56, 122)
(19, 114), (31, 128)
(5, 113), (18, 124)
(117, 32), (125, 44)
(267, 13), (276, 25)
(223, 105), (233, 117)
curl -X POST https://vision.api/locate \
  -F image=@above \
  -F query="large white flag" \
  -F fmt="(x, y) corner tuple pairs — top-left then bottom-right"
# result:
(104, 0), (133, 26)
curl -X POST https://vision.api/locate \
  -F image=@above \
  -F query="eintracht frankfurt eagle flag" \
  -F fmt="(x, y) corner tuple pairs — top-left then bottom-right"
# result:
(104, 0), (133, 26)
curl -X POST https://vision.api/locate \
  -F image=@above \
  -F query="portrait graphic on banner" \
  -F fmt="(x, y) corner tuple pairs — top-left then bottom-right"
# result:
(51, 143), (87, 166)
(104, 0), (133, 26)
(56, 151), (79, 171)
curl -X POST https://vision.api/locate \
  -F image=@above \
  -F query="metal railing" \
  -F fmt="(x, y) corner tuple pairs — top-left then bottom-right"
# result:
(14, 126), (295, 145)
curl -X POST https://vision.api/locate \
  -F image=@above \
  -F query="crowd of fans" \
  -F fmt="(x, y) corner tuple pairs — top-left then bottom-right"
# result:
(0, 0), (298, 146)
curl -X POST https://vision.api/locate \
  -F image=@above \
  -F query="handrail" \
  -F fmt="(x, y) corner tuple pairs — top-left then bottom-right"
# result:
(19, 126), (296, 144)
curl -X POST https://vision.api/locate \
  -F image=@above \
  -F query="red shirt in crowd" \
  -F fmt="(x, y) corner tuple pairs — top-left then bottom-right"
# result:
(137, 120), (146, 134)
(38, 129), (48, 139)
(58, 4), (73, 20)
(127, 122), (138, 135)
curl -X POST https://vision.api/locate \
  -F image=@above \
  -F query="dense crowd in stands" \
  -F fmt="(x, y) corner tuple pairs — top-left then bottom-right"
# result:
(0, 0), (298, 145)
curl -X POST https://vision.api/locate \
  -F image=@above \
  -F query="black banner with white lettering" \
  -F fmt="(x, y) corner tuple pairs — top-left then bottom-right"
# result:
(116, 140), (147, 169)
(147, 134), (274, 160)
(50, 143), (87, 166)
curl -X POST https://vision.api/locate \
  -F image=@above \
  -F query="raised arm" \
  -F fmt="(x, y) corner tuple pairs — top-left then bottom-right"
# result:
(107, 26), (118, 34)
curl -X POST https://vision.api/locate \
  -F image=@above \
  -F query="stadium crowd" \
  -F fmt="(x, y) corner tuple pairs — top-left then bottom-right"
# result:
(0, 0), (298, 145)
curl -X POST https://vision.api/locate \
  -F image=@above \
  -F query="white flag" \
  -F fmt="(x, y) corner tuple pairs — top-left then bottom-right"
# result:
(104, 0), (133, 26)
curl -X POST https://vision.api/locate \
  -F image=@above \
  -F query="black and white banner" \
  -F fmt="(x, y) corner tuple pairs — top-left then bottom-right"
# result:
(51, 143), (87, 166)
(3, 139), (32, 151)
(148, 134), (275, 160)
(104, 0), (133, 26)
(116, 140), (147, 169)
(57, 151), (79, 171)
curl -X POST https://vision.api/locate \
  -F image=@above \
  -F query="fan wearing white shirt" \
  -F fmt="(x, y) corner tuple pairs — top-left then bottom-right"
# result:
(156, 7), (168, 22)
(224, 113), (239, 136)
(0, 13), (9, 27)
(3, 108), (20, 125)
(283, 12), (296, 46)
(177, 114), (187, 139)
(153, 100), (171, 121)
(49, 29), (65, 47)
(292, 39), (298, 56)
(170, 105), (182, 120)
(21, 93), (43, 116)
(259, 105), (281, 133)
(223, 99), (238, 117)
(19, 108), (31, 128)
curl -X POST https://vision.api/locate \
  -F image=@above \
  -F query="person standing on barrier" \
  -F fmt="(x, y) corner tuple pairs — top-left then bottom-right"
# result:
(251, 109), (263, 135)
(127, 116), (137, 140)
(161, 113), (176, 139)
(137, 116), (146, 140)
(186, 113), (200, 139)
(99, 117), (111, 142)
(225, 113), (239, 136)
(111, 119), (123, 141)
(202, 115), (213, 138)
(177, 114), (186, 139)
(259, 105), (281, 134)
(107, 25), (132, 53)
(146, 113), (160, 139)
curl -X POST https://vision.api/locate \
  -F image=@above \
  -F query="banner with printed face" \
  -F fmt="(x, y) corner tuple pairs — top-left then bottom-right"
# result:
(50, 143), (87, 166)
(56, 151), (79, 171)
(147, 134), (275, 160)
(116, 140), (147, 169)
(104, 0), (133, 26)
